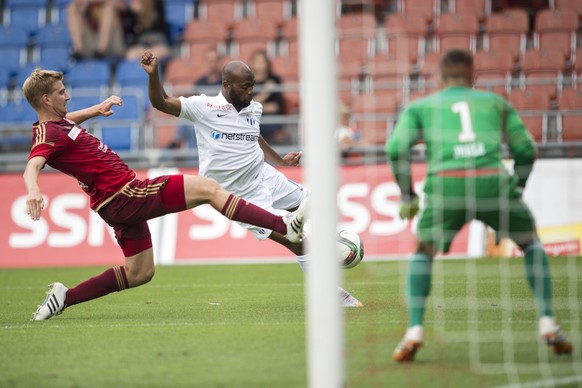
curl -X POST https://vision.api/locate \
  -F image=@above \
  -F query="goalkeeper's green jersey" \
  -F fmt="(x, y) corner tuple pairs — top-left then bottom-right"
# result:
(386, 86), (536, 196)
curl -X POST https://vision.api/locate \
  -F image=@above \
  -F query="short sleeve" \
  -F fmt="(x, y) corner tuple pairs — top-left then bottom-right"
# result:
(179, 94), (208, 122)
(28, 123), (67, 161)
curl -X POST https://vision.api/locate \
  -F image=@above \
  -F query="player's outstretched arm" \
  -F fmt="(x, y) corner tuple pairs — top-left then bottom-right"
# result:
(23, 156), (46, 221)
(141, 49), (182, 117)
(258, 135), (301, 166)
(66, 95), (123, 124)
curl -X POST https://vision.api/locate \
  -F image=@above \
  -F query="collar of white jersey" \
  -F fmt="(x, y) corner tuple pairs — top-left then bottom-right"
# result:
(216, 92), (254, 114)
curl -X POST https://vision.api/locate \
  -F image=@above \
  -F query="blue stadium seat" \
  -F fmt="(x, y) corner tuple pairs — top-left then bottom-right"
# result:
(33, 25), (72, 71)
(50, 0), (70, 25)
(164, 0), (196, 44)
(4, 0), (47, 36)
(116, 60), (148, 87)
(15, 63), (39, 88)
(0, 67), (10, 89)
(98, 93), (143, 151)
(65, 60), (110, 89)
(0, 27), (29, 72)
(100, 125), (136, 151)
(0, 47), (24, 73)
(38, 46), (72, 71)
(66, 94), (102, 113)
(35, 24), (71, 46)
(115, 60), (149, 108)
(0, 100), (37, 123)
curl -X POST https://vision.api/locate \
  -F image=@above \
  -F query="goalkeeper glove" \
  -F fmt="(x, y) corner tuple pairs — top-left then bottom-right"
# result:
(399, 195), (419, 220)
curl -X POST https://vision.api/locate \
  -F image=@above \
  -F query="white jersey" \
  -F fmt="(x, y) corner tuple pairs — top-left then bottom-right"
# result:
(179, 92), (265, 195)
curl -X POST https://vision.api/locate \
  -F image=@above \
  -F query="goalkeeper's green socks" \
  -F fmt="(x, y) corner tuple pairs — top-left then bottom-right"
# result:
(407, 252), (432, 327)
(524, 242), (553, 317)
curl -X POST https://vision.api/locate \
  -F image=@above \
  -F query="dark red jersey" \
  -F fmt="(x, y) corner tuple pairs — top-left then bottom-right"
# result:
(28, 119), (136, 210)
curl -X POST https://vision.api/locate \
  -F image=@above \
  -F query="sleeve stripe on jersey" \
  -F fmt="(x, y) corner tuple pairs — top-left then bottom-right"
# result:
(34, 123), (46, 146)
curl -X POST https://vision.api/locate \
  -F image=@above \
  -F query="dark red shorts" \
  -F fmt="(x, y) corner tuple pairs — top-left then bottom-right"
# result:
(98, 175), (187, 257)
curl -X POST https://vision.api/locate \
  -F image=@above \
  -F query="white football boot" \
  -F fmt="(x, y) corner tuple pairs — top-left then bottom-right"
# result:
(32, 282), (68, 321)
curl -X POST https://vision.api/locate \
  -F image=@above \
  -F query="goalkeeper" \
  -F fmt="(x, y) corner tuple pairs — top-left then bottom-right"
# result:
(386, 49), (573, 362)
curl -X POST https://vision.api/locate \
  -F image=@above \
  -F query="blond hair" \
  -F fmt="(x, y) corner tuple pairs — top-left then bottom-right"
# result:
(22, 68), (64, 110)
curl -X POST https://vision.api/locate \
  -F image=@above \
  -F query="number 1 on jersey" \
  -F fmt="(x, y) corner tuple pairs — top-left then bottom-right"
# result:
(452, 101), (476, 143)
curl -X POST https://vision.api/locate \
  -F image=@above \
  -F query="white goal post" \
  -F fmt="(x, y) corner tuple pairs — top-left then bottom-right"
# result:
(300, 1), (345, 387)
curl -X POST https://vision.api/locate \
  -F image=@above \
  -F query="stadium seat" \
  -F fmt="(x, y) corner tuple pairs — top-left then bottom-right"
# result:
(0, 67), (10, 89)
(99, 125), (136, 151)
(508, 88), (551, 142)
(0, 26), (29, 73)
(3, 0), (46, 36)
(271, 55), (299, 81)
(98, 93), (142, 151)
(115, 60), (149, 108)
(520, 49), (564, 101)
(15, 63), (39, 89)
(164, 57), (204, 93)
(34, 25), (73, 71)
(66, 94), (102, 114)
(280, 17), (298, 58)
(338, 12), (377, 38)
(483, 9), (529, 62)
(383, 12), (428, 65)
(338, 36), (375, 63)
(398, 0), (440, 24)
(534, 9), (578, 60)
(365, 56), (412, 102)
(0, 100), (38, 123)
(231, 19), (278, 59)
(65, 60), (111, 89)
(448, 0), (491, 21)
(553, 0), (582, 19)
(337, 12), (377, 62)
(474, 50), (514, 96)
(557, 88), (582, 142)
(116, 60), (148, 88)
(435, 13), (479, 53)
(164, 0), (196, 44)
(418, 52), (440, 93)
(338, 60), (363, 82)
(249, 0), (292, 25)
(352, 91), (399, 144)
(49, 0), (70, 25)
(198, 0), (243, 25)
(182, 19), (229, 60)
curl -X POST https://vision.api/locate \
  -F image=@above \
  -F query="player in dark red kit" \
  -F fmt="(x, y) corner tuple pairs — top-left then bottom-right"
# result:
(22, 68), (308, 320)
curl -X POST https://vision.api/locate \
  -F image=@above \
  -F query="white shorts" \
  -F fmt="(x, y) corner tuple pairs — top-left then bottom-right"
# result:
(237, 163), (307, 240)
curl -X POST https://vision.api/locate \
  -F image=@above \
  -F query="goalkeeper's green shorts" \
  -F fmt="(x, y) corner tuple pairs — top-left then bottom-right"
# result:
(417, 173), (536, 254)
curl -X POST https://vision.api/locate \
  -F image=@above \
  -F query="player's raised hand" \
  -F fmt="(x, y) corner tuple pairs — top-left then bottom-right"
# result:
(141, 49), (159, 75)
(97, 95), (123, 117)
(26, 190), (44, 221)
(282, 151), (302, 166)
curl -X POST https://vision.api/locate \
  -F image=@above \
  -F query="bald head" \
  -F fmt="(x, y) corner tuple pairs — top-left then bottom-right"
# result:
(221, 61), (256, 110)
(222, 61), (253, 83)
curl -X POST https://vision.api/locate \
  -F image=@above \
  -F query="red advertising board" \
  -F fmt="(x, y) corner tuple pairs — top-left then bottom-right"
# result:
(0, 164), (470, 268)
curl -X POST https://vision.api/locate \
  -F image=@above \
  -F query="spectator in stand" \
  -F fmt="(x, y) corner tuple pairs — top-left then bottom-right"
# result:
(194, 47), (223, 95)
(124, 0), (171, 62)
(249, 50), (287, 144)
(68, 0), (126, 60)
(336, 101), (362, 158)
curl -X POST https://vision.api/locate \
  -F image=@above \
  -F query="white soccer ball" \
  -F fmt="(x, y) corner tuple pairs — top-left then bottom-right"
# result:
(337, 229), (364, 269)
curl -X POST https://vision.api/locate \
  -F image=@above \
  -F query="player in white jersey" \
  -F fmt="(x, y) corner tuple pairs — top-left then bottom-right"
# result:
(141, 49), (363, 307)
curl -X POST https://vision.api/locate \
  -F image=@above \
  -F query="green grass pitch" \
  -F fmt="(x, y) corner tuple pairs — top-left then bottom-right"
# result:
(1, 257), (581, 387)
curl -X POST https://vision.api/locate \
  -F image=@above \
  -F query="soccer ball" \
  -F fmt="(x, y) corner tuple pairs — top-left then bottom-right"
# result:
(337, 229), (364, 269)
